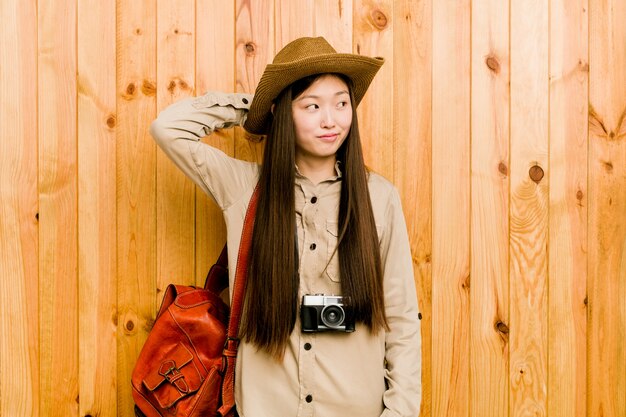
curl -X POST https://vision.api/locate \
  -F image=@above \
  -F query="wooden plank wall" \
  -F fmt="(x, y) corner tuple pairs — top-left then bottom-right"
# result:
(549, 1), (588, 416)
(588, 1), (626, 416)
(470, 1), (509, 416)
(432, 1), (470, 415)
(78, 0), (117, 415)
(38, 0), (79, 415)
(1, 1), (625, 416)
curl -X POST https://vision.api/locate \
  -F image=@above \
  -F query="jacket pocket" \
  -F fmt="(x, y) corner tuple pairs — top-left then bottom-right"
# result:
(324, 221), (385, 283)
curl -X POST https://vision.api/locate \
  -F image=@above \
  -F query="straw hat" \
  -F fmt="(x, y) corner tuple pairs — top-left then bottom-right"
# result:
(243, 36), (384, 135)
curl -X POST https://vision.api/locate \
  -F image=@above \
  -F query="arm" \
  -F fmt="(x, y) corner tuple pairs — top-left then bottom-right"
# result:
(150, 91), (258, 209)
(379, 187), (422, 417)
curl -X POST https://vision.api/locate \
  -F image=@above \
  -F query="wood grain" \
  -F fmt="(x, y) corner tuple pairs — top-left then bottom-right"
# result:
(0, 0), (39, 415)
(431, 1), (471, 416)
(588, 0), (626, 416)
(156, 0), (197, 293)
(393, 1), (432, 415)
(353, 0), (394, 180)
(275, 0), (314, 47)
(77, 0), (117, 415)
(235, 0), (273, 163)
(470, 1), (510, 416)
(548, 1), (589, 416)
(313, 0), (353, 52)
(116, 1), (157, 415)
(3, 2), (626, 415)
(37, 0), (79, 414)
(195, 0), (236, 285)
(275, 0), (353, 52)
(509, 0), (549, 415)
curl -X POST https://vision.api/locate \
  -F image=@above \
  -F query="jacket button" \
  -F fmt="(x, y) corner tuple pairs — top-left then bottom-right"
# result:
(306, 395), (313, 403)
(309, 243), (316, 250)
(304, 343), (312, 350)
(242, 98), (249, 104)
(310, 196), (317, 204)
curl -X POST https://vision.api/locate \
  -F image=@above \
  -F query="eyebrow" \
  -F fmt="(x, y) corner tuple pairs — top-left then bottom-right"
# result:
(294, 90), (349, 102)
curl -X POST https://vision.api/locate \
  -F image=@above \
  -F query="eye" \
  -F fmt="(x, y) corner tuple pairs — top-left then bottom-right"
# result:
(337, 101), (348, 108)
(305, 103), (319, 111)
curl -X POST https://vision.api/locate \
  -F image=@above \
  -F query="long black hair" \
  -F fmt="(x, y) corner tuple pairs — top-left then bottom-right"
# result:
(240, 74), (387, 358)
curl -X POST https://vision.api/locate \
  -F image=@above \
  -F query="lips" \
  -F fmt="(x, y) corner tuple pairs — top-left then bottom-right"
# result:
(318, 133), (339, 142)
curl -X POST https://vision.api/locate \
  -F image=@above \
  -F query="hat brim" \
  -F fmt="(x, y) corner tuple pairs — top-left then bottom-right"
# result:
(243, 53), (384, 135)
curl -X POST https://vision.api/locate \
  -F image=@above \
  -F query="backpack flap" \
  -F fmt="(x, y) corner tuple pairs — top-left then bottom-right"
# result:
(142, 343), (203, 409)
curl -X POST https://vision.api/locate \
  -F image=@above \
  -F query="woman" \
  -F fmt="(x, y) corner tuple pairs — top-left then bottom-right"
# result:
(151, 36), (421, 417)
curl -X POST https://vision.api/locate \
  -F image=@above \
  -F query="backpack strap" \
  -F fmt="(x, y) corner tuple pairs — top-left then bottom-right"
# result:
(218, 183), (260, 417)
(204, 245), (229, 294)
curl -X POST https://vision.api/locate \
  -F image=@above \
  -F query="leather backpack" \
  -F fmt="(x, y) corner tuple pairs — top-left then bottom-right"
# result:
(131, 186), (259, 417)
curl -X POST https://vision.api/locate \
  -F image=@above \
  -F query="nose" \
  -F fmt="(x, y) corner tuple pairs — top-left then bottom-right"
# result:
(320, 109), (336, 128)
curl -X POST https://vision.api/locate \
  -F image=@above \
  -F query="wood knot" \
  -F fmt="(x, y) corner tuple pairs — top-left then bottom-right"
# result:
(498, 161), (508, 176)
(245, 42), (256, 56)
(529, 165), (544, 183)
(418, 312), (422, 320)
(125, 320), (135, 331)
(495, 321), (509, 334)
(461, 274), (470, 290)
(486, 55), (500, 74)
(166, 78), (191, 94)
(603, 161), (613, 172)
(370, 9), (388, 30)
(122, 83), (137, 101)
(106, 114), (116, 129)
(578, 59), (589, 72)
(135, 28), (142, 35)
(576, 190), (584, 201)
(141, 79), (156, 96)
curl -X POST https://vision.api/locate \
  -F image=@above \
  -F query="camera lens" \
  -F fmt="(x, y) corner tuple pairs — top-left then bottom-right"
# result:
(321, 305), (345, 328)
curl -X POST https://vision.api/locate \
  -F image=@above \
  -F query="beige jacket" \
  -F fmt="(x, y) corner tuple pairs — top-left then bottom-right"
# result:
(150, 92), (422, 417)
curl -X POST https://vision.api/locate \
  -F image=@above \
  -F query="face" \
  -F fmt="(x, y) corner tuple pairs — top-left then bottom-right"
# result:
(291, 74), (353, 170)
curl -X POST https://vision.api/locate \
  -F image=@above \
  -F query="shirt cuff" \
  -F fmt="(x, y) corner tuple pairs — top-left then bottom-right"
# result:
(190, 91), (253, 129)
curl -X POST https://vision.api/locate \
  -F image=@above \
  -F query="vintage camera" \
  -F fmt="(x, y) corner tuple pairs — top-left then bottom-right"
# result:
(301, 294), (355, 332)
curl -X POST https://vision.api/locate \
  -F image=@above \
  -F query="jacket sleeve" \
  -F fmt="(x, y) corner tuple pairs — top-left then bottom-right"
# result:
(149, 91), (258, 209)
(379, 187), (422, 417)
